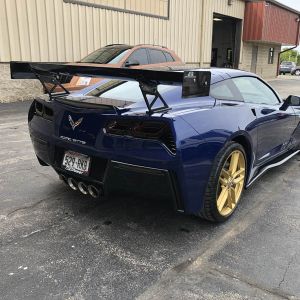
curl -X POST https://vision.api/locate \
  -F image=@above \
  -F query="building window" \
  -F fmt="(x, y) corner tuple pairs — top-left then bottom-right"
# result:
(268, 48), (274, 64)
(63, 0), (169, 19)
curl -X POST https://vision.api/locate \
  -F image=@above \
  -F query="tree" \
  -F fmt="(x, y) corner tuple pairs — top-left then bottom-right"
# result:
(280, 48), (300, 65)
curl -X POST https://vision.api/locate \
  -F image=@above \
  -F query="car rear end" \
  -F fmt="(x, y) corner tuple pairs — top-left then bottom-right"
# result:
(28, 92), (186, 211)
(280, 61), (296, 74)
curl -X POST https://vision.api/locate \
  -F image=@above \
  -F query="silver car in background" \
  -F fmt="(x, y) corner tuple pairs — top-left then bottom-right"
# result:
(291, 65), (300, 76)
(279, 61), (296, 75)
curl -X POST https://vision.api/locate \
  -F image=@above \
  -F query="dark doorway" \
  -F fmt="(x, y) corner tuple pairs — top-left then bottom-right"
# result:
(251, 45), (258, 73)
(211, 13), (242, 69)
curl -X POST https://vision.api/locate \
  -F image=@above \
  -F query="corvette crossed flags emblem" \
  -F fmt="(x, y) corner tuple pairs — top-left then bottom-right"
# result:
(68, 115), (83, 130)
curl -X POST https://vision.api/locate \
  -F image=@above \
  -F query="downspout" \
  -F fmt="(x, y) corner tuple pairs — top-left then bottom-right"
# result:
(277, 16), (300, 76)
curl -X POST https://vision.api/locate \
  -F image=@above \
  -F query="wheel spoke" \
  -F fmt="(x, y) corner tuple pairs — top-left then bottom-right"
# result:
(233, 175), (245, 185)
(219, 176), (228, 186)
(221, 168), (230, 178)
(232, 168), (245, 179)
(229, 187), (236, 207)
(217, 187), (229, 212)
(229, 152), (240, 175)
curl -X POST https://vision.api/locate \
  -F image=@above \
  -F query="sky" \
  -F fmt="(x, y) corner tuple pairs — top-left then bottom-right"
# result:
(276, 0), (300, 11)
(275, 0), (300, 50)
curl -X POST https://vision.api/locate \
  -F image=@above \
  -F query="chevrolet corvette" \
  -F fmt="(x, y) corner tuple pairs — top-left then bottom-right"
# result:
(10, 62), (300, 222)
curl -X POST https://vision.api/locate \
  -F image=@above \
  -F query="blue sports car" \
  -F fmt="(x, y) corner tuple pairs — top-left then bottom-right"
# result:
(10, 62), (300, 222)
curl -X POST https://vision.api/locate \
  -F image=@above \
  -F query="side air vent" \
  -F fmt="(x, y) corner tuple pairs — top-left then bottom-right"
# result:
(105, 119), (177, 155)
(34, 100), (54, 121)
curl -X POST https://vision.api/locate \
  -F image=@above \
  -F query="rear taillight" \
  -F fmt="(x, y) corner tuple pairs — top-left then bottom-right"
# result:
(105, 119), (176, 155)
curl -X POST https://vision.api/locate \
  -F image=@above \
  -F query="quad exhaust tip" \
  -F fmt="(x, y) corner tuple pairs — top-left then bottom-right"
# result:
(88, 185), (100, 198)
(78, 182), (88, 195)
(60, 175), (101, 198)
(67, 177), (78, 191)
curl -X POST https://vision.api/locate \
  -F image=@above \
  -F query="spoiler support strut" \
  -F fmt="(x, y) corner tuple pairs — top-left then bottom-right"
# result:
(139, 81), (171, 115)
(34, 72), (70, 100)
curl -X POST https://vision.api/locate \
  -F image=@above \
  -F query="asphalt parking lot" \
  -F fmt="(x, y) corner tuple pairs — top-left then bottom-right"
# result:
(0, 79), (300, 299)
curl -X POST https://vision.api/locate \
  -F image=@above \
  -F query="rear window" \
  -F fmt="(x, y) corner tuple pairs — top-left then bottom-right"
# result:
(149, 49), (167, 64)
(87, 80), (175, 103)
(81, 47), (130, 64)
(164, 51), (175, 62)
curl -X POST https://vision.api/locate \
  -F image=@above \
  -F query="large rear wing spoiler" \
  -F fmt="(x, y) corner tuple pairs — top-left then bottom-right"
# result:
(10, 61), (211, 115)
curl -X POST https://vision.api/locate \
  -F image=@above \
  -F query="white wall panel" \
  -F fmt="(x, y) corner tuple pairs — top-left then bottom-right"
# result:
(0, 0), (11, 61)
(0, 0), (245, 67)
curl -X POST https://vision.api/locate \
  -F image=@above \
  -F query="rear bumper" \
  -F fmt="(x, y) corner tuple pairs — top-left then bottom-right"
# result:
(279, 68), (292, 73)
(30, 127), (185, 213)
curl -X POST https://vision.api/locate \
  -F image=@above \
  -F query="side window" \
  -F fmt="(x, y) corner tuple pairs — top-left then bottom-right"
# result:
(210, 79), (241, 101)
(232, 77), (279, 105)
(127, 48), (149, 65)
(163, 51), (175, 62)
(149, 49), (167, 64)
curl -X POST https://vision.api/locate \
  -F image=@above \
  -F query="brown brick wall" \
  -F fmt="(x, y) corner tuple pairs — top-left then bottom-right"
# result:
(240, 42), (281, 78)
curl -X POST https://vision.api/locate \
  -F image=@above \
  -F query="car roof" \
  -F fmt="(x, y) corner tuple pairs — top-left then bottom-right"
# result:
(210, 68), (256, 83)
(164, 66), (256, 84)
(104, 43), (173, 51)
(104, 44), (133, 49)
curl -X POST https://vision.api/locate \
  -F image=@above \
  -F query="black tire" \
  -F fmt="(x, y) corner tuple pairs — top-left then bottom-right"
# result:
(197, 142), (247, 222)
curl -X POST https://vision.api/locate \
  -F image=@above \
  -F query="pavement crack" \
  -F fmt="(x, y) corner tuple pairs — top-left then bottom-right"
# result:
(208, 265), (290, 300)
(278, 254), (296, 289)
(5, 191), (68, 218)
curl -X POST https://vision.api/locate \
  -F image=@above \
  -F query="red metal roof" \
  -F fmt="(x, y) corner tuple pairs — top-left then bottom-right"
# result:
(243, 1), (300, 45)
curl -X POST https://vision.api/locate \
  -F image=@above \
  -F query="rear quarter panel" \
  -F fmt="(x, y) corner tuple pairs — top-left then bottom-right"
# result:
(174, 101), (257, 213)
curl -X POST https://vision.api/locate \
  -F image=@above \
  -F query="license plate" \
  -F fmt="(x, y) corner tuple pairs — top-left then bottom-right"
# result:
(62, 151), (91, 175)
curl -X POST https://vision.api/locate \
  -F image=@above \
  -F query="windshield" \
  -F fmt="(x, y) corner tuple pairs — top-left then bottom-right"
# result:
(80, 47), (130, 64)
(281, 62), (293, 66)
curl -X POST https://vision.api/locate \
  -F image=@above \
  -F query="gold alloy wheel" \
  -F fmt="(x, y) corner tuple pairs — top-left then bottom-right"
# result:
(216, 150), (246, 216)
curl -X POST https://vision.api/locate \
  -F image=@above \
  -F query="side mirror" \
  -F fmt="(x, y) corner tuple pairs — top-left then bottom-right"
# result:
(124, 59), (140, 67)
(280, 95), (300, 111)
